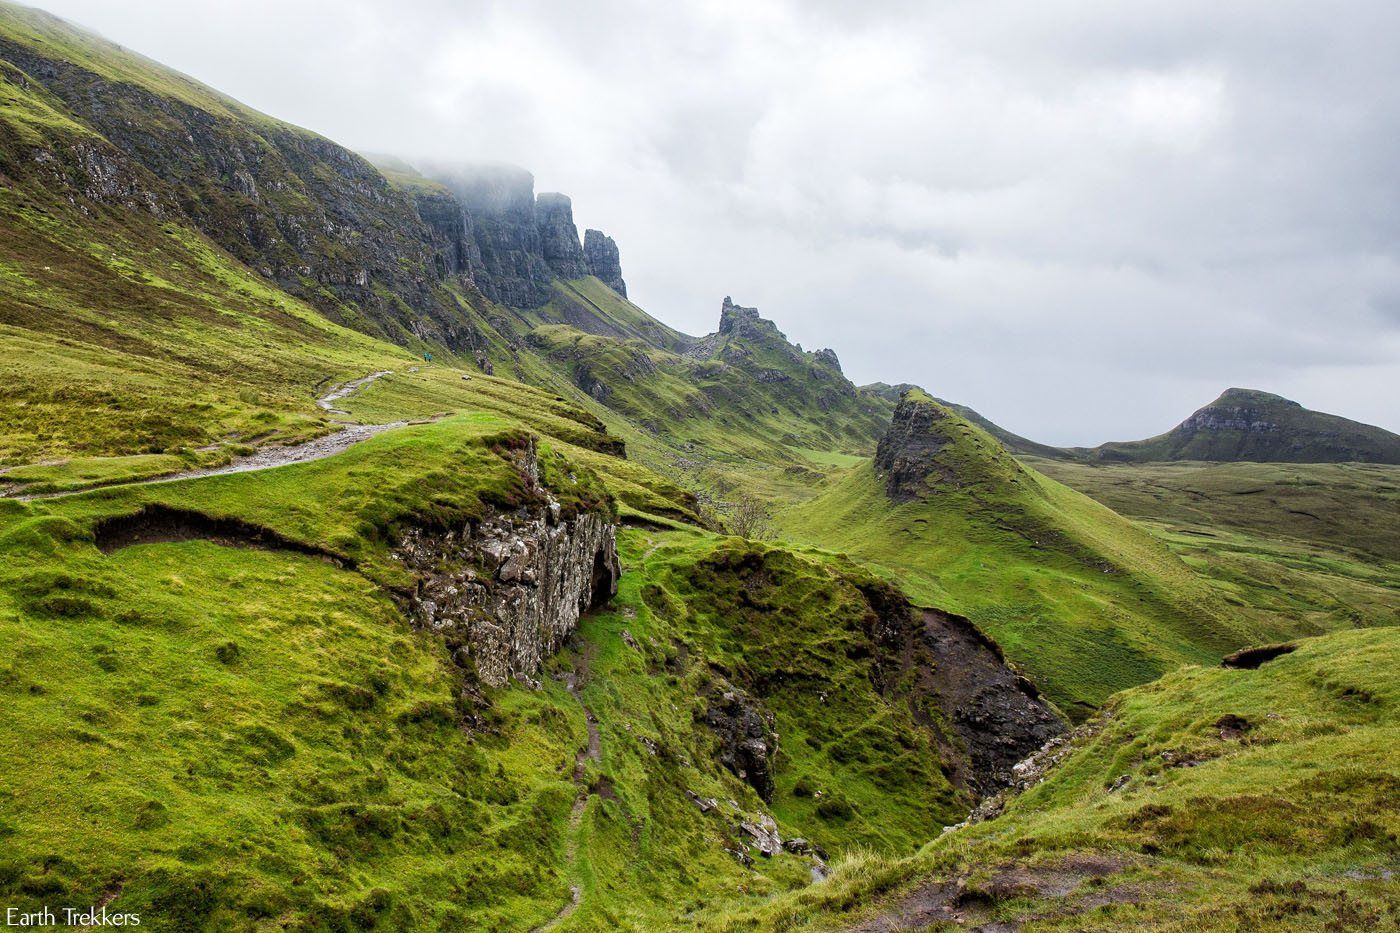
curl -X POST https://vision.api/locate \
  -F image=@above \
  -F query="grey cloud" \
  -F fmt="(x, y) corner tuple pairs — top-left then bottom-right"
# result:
(33, 0), (1400, 443)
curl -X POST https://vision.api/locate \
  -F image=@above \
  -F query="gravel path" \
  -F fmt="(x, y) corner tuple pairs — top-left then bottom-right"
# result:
(12, 371), (410, 502)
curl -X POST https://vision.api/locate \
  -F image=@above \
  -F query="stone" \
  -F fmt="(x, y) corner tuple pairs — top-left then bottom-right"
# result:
(583, 228), (627, 297)
(740, 815), (782, 857)
(393, 441), (620, 689)
(535, 193), (588, 279)
(874, 392), (957, 502)
(705, 689), (777, 802)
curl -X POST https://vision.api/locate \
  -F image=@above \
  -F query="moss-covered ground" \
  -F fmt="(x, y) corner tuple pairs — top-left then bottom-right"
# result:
(715, 625), (1400, 930)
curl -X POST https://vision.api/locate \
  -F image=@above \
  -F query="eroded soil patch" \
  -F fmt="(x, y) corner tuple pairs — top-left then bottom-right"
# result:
(93, 504), (352, 567)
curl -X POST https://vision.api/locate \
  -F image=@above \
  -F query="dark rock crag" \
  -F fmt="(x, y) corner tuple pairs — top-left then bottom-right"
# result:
(583, 228), (627, 297)
(393, 441), (620, 689)
(860, 580), (1066, 795)
(417, 164), (630, 310)
(874, 391), (958, 501)
(704, 689), (778, 802)
(915, 609), (1065, 792)
(0, 31), (484, 347)
(535, 192), (588, 279)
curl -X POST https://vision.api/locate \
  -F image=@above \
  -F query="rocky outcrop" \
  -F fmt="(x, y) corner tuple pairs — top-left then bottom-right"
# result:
(536, 193), (588, 279)
(583, 229), (627, 297)
(393, 442), (620, 689)
(0, 28), (494, 351)
(874, 392), (957, 502)
(427, 163), (556, 309)
(715, 297), (794, 351)
(915, 609), (1065, 793)
(858, 577), (1066, 795)
(421, 165), (601, 309)
(704, 689), (778, 802)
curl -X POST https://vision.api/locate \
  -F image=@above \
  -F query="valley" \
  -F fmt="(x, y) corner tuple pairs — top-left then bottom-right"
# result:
(0, 2), (1396, 929)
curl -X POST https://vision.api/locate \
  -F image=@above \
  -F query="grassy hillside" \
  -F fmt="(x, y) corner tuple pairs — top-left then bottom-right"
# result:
(718, 626), (1400, 930)
(779, 396), (1267, 717)
(3, 4), (1395, 929)
(0, 419), (989, 927)
(1029, 458), (1400, 637)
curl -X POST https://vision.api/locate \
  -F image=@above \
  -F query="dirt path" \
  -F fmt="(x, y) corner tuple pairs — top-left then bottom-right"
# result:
(848, 854), (1132, 931)
(317, 370), (391, 414)
(538, 645), (602, 932)
(10, 372), (413, 502)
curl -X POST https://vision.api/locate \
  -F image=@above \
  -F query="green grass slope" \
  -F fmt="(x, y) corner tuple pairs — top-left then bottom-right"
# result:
(1029, 458), (1400, 637)
(719, 626), (1400, 931)
(779, 394), (1260, 717)
(0, 414), (985, 928)
(0, 0), (485, 348)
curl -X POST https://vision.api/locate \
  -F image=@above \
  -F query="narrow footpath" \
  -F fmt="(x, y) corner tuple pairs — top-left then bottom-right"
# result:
(8, 371), (415, 501)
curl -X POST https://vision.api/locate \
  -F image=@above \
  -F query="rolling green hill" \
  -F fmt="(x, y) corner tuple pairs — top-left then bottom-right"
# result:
(778, 391), (1265, 716)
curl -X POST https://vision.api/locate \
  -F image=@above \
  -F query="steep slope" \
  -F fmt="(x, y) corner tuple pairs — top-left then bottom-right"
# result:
(1079, 387), (1400, 464)
(781, 390), (1262, 716)
(719, 626), (1400, 931)
(0, 1), (496, 349)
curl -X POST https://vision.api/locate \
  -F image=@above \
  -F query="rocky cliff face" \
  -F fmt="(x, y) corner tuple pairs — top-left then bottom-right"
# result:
(393, 441), (621, 689)
(425, 163), (555, 308)
(583, 228), (627, 297)
(874, 392), (957, 501)
(914, 609), (1065, 792)
(535, 193), (588, 279)
(420, 165), (610, 309)
(858, 580), (1066, 794)
(0, 36), (457, 336)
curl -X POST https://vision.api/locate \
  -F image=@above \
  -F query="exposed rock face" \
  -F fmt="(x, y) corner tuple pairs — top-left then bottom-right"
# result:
(393, 443), (620, 689)
(535, 193), (588, 279)
(704, 689), (778, 802)
(874, 392), (956, 501)
(814, 348), (841, 371)
(857, 578), (1066, 795)
(409, 185), (481, 280)
(428, 164), (556, 309)
(716, 296), (791, 349)
(583, 228), (627, 297)
(419, 165), (601, 309)
(915, 609), (1065, 793)
(0, 31), (498, 350)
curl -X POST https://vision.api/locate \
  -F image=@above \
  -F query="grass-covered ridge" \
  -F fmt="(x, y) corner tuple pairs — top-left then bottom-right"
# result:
(780, 397), (1255, 716)
(717, 626), (1400, 930)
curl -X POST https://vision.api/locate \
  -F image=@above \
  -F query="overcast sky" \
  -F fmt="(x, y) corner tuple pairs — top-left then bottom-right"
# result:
(33, 0), (1400, 444)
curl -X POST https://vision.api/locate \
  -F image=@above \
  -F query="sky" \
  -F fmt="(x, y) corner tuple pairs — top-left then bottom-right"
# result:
(31, 0), (1400, 444)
